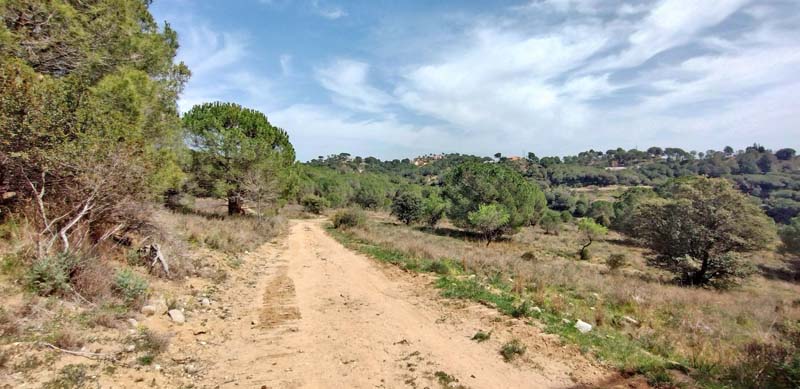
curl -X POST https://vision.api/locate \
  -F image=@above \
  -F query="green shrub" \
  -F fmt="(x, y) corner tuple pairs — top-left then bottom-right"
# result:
(559, 210), (573, 223)
(25, 253), (78, 296)
(113, 269), (148, 307)
(580, 247), (592, 260)
(471, 330), (492, 342)
(332, 208), (366, 229)
(421, 194), (448, 227)
(301, 194), (328, 214)
(500, 339), (526, 361)
(467, 204), (510, 246)
(606, 253), (628, 271)
(390, 191), (423, 225)
(539, 209), (562, 235)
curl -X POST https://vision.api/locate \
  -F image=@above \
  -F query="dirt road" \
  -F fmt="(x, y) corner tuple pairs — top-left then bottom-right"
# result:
(134, 219), (625, 388)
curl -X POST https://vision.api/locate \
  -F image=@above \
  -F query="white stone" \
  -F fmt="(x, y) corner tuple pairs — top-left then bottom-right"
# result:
(574, 320), (592, 333)
(200, 298), (211, 307)
(168, 309), (185, 324)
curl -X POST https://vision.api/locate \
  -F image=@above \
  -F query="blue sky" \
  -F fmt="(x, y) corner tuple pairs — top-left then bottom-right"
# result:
(151, 0), (800, 161)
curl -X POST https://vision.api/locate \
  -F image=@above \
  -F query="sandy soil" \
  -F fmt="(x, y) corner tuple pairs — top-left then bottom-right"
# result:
(9, 218), (644, 388)
(119, 218), (635, 389)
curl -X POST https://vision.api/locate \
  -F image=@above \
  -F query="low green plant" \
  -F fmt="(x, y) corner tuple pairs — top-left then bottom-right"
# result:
(332, 208), (366, 229)
(25, 253), (78, 296)
(500, 339), (526, 361)
(539, 209), (562, 235)
(112, 269), (148, 307)
(137, 354), (155, 365)
(471, 330), (492, 342)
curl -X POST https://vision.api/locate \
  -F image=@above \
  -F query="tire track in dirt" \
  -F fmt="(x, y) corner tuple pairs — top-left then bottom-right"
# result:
(148, 219), (638, 388)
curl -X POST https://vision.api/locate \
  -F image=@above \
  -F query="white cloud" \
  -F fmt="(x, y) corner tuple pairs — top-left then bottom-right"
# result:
(315, 59), (391, 112)
(592, 0), (750, 70)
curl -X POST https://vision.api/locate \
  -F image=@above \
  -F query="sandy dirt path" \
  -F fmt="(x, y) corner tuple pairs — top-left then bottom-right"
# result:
(138, 219), (629, 388)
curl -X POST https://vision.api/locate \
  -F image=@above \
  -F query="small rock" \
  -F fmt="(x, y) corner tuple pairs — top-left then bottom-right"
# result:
(531, 306), (542, 313)
(562, 318), (571, 324)
(574, 320), (592, 333)
(154, 364), (162, 371)
(127, 318), (138, 328)
(125, 344), (136, 352)
(184, 364), (199, 374)
(168, 309), (186, 324)
(141, 305), (157, 316)
(200, 298), (211, 307)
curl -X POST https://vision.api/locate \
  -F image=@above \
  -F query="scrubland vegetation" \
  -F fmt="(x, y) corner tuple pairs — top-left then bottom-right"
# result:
(1, 1), (799, 388)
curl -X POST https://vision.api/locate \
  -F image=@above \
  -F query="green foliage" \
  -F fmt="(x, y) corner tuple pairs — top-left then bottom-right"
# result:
(391, 190), (423, 225)
(779, 217), (800, 255)
(300, 194), (328, 214)
(578, 218), (607, 260)
(183, 102), (295, 213)
(588, 200), (614, 227)
(500, 339), (526, 361)
(443, 161), (546, 237)
(42, 364), (90, 389)
(612, 187), (657, 233)
(539, 209), (563, 235)
(467, 204), (510, 245)
(25, 253), (78, 296)
(113, 268), (148, 306)
(353, 177), (387, 209)
(471, 330), (492, 342)
(332, 208), (366, 230)
(1, 0), (189, 252)
(421, 194), (448, 227)
(632, 177), (776, 287)
(559, 210), (573, 223)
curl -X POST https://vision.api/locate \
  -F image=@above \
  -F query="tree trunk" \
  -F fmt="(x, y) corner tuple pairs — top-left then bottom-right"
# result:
(228, 193), (246, 216)
(692, 256), (710, 285)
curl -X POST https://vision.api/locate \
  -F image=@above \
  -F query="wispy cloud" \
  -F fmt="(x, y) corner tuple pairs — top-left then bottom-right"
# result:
(311, 0), (346, 19)
(315, 59), (391, 112)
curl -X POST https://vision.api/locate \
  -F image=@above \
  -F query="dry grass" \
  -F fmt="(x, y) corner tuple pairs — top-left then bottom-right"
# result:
(346, 212), (800, 381)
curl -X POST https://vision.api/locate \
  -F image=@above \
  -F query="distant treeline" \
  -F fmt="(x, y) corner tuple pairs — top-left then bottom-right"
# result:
(302, 144), (800, 224)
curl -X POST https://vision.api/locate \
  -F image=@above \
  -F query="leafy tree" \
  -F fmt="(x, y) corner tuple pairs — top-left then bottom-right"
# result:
(0, 0), (189, 255)
(588, 200), (614, 227)
(779, 217), (800, 255)
(421, 194), (448, 227)
(539, 210), (562, 235)
(183, 102), (295, 215)
(612, 187), (657, 233)
(467, 204), (510, 246)
(353, 177), (386, 209)
(546, 188), (577, 213)
(560, 210), (573, 223)
(391, 191), (423, 225)
(443, 162), (546, 241)
(574, 197), (590, 217)
(578, 218), (607, 260)
(632, 177), (775, 287)
(775, 148), (796, 161)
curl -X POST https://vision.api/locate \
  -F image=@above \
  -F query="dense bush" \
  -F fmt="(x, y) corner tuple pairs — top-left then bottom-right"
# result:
(301, 194), (328, 214)
(391, 191), (423, 225)
(332, 208), (366, 230)
(779, 217), (800, 255)
(606, 253), (628, 271)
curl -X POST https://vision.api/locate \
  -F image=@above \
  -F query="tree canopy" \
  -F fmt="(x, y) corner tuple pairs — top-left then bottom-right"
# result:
(183, 102), (295, 214)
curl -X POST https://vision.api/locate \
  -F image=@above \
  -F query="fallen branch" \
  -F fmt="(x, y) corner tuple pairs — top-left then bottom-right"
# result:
(39, 342), (112, 360)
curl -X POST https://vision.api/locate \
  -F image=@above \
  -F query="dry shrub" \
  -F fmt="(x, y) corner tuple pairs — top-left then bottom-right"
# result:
(70, 258), (113, 302)
(49, 329), (84, 350)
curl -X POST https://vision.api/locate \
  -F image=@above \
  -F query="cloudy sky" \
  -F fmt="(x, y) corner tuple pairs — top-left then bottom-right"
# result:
(151, 0), (800, 161)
